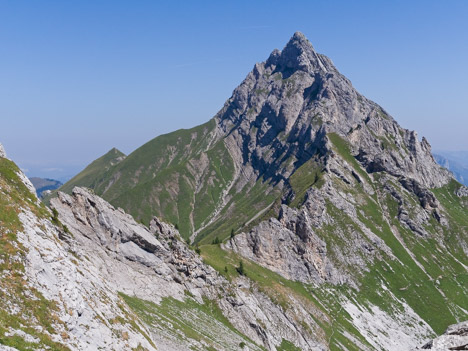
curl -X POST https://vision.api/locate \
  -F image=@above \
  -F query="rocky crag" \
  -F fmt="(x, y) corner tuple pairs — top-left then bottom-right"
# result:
(419, 321), (468, 350)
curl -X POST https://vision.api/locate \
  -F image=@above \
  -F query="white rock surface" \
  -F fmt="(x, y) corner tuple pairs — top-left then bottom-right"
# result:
(0, 142), (6, 158)
(343, 299), (433, 350)
(418, 321), (468, 350)
(18, 209), (157, 351)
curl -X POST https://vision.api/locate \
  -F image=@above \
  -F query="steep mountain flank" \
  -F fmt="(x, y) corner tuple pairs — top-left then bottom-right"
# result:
(3, 149), (340, 350)
(56, 33), (450, 245)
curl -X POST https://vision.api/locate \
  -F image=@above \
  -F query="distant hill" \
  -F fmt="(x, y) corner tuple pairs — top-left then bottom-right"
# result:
(29, 177), (62, 197)
(43, 147), (126, 204)
(434, 152), (468, 185)
(59, 147), (126, 194)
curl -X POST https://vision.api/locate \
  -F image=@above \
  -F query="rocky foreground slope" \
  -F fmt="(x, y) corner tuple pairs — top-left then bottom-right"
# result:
(419, 321), (468, 350)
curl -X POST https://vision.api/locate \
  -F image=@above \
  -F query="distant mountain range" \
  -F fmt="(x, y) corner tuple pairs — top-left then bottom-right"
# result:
(29, 177), (62, 197)
(434, 151), (468, 186)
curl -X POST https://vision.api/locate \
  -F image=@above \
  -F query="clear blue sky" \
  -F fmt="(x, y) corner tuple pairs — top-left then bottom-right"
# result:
(1, 0), (467, 179)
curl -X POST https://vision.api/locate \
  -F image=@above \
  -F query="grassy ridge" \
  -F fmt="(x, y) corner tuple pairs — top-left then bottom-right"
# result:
(59, 147), (125, 195)
(56, 120), (244, 239)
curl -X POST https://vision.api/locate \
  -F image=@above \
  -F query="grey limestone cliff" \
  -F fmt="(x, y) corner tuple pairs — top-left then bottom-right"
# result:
(215, 31), (450, 192)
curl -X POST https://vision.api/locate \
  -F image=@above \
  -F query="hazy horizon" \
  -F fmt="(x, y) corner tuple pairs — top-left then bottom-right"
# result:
(1, 1), (467, 179)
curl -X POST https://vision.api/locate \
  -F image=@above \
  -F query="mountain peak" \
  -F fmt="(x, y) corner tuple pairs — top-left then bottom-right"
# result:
(288, 31), (314, 50)
(266, 32), (331, 75)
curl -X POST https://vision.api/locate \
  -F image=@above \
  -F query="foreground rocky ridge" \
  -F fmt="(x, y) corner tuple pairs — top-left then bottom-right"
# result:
(47, 186), (331, 350)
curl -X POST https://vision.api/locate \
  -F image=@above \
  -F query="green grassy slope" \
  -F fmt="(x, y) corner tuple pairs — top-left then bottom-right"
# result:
(44, 147), (126, 205)
(56, 119), (277, 241)
(120, 292), (265, 351)
(59, 147), (125, 194)
(325, 134), (467, 332)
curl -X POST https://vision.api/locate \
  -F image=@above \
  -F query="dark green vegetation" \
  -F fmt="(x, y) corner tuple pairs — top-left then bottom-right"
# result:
(288, 158), (324, 207)
(196, 176), (280, 244)
(277, 339), (302, 351)
(0, 158), (70, 350)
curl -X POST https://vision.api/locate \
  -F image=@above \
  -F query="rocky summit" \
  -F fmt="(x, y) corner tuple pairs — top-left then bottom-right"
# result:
(2, 32), (468, 350)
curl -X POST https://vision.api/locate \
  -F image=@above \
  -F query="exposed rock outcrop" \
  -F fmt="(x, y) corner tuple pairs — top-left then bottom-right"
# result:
(0, 142), (6, 158)
(420, 321), (468, 350)
(216, 32), (451, 193)
(48, 187), (332, 350)
(225, 200), (341, 285)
